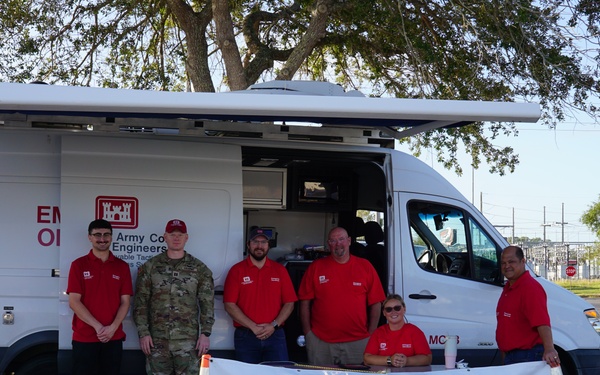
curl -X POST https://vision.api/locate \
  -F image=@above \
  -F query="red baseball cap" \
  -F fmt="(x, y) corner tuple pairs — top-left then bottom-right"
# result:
(165, 219), (187, 233)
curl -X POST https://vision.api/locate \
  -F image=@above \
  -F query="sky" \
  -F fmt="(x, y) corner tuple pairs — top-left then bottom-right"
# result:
(397, 120), (599, 244)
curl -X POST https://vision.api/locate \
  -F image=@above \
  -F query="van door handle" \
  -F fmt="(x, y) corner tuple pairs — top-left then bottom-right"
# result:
(408, 294), (437, 300)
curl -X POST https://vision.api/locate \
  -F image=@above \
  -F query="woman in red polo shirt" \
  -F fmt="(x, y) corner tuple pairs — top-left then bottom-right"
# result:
(363, 294), (432, 368)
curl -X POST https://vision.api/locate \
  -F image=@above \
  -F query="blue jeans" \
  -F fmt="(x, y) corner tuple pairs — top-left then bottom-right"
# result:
(234, 327), (289, 364)
(504, 344), (544, 365)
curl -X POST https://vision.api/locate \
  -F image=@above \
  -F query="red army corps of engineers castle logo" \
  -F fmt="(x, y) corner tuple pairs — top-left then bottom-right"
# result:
(95, 196), (139, 229)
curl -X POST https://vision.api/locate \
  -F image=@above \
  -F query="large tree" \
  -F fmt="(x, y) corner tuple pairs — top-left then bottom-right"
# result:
(1, 0), (599, 175)
(582, 196), (600, 240)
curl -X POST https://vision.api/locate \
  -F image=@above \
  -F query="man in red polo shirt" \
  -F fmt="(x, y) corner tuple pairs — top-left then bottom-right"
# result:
(224, 227), (297, 363)
(496, 245), (560, 368)
(67, 219), (133, 375)
(298, 226), (385, 365)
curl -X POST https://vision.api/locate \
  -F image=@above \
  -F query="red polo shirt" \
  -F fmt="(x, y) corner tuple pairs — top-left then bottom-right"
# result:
(224, 257), (297, 326)
(365, 323), (431, 357)
(496, 271), (550, 352)
(67, 250), (133, 342)
(298, 255), (385, 343)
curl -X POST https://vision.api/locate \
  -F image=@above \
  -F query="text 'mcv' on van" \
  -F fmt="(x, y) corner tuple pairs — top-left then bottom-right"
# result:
(0, 80), (598, 375)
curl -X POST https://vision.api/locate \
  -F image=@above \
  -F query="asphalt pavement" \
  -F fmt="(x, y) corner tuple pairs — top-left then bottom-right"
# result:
(585, 298), (600, 311)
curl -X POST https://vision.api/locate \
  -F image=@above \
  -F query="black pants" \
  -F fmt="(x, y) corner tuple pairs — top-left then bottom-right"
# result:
(72, 339), (123, 375)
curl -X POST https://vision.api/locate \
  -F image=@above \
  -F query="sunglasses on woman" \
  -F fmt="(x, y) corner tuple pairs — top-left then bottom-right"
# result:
(383, 305), (403, 313)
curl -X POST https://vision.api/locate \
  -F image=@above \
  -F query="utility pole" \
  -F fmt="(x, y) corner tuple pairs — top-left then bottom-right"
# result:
(562, 202), (566, 244)
(555, 203), (568, 268)
(512, 207), (515, 245)
(541, 206), (552, 279)
(555, 202), (568, 244)
(542, 206), (548, 242)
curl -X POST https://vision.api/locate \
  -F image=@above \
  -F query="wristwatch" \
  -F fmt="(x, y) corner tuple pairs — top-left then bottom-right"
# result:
(271, 320), (280, 330)
(201, 332), (211, 337)
(387, 357), (392, 366)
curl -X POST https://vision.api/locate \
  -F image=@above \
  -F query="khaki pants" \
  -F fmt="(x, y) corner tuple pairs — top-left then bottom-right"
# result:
(305, 330), (369, 366)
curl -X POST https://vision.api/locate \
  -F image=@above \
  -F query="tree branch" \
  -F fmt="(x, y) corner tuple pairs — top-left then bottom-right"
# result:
(212, 0), (246, 90)
(166, 0), (214, 92)
(276, 0), (335, 80)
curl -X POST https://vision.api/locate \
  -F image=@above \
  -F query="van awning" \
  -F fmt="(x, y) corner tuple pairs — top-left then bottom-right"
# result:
(0, 82), (540, 140)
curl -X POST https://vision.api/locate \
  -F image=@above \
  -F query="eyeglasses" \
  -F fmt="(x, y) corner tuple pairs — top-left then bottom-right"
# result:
(250, 240), (268, 246)
(327, 237), (348, 244)
(383, 305), (403, 313)
(91, 232), (112, 239)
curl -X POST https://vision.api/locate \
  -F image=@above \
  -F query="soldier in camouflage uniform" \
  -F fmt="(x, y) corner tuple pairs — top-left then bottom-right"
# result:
(133, 219), (214, 375)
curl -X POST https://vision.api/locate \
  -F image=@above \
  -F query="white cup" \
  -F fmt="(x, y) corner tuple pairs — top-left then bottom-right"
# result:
(444, 335), (457, 356)
(444, 335), (458, 369)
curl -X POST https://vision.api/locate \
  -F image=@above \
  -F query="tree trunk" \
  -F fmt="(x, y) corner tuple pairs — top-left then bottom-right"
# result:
(166, 0), (215, 92)
(212, 0), (247, 90)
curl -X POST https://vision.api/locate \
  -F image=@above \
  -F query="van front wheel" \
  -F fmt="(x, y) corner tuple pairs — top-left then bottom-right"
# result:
(14, 353), (58, 375)
(557, 350), (576, 375)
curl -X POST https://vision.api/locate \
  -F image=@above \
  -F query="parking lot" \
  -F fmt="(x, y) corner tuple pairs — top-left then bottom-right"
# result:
(586, 298), (600, 311)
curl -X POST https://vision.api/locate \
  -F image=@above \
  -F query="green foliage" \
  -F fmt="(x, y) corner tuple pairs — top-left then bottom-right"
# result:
(1, 0), (598, 175)
(582, 196), (600, 239)
(514, 236), (544, 244)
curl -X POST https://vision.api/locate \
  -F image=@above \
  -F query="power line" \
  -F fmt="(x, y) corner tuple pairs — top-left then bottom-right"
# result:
(480, 200), (596, 242)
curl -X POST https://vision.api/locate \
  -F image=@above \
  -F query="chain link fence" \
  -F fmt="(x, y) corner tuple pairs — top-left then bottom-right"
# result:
(519, 242), (600, 280)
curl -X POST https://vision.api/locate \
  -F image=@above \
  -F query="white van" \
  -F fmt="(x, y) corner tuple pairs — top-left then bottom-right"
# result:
(0, 81), (598, 375)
